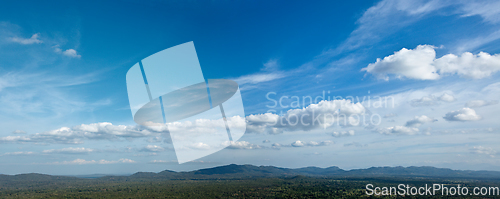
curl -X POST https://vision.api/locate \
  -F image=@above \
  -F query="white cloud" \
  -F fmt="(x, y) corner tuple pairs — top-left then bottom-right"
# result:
(410, 93), (456, 106)
(438, 93), (455, 102)
(262, 59), (279, 71)
(344, 142), (367, 147)
(271, 140), (333, 149)
(42, 147), (94, 154)
(188, 142), (211, 150)
(149, 160), (175, 164)
(140, 145), (165, 152)
(148, 160), (212, 164)
(0, 70), (102, 134)
(465, 100), (499, 108)
(54, 45), (81, 58)
(246, 113), (282, 134)
(362, 45), (439, 80)
(62, 49), (81, 58)
(329, 0), (500, 56)
(471, 146), (497, 157)
(146, 136), (162, 143)
(443, 107), (482, 121)
(435, 51), (500, 79)
(47, 158), (135, 165)
(12, 130), (26, 134)
(271, 143), (282, 149)
(246, 99), (367, 134)
(362, 45), (500, 80)
(330, 130), (355, 137)
(262, 139), (270, 143)
(378, 126), (419, 135)
(290, 140), (333, 147)
(2, 151), (34, 156)
(223, 141), (262, 150)
(233, 73), (284, 85)
(405, 115), (437, 127)
(291, 140), (305, 147)
(0, 122), (162, 144)
(383, 113), (397, 118)
(10, 33), (42, 44)
(410, 95), (438, 106)
(460, 0), (500, 24)
(233, 59), (284, 87)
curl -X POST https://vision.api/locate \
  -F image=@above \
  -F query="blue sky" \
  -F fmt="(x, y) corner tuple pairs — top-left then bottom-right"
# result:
(1, 0), (500, 175)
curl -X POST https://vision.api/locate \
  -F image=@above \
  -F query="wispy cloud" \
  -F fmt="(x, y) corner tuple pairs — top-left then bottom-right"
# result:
(139, 145), (165, 152)
(1, 151), (35, 156)
(272, 140), (333, 149)
(44, 158), (136, 165)
(232, 59), (286, 89)
(42, 147), (94, 154)
(471, 146), (497, 157)
(465, 100), (499, 108)
(9, 33), (43, 44)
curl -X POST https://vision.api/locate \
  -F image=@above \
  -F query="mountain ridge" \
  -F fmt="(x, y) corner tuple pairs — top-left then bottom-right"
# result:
(3, 164), (500, 181)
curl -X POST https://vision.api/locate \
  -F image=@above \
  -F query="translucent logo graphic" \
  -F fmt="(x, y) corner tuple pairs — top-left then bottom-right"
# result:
(126, 41), (246, 164)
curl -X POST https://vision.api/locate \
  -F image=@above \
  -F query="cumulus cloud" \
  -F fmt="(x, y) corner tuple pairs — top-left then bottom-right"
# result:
(410, 95), (437, 106)
(405, 115), (437, 127)
(410, 93), (456, 106)
(0, 122), (164, 144)
(167, 116), (245, 138)
(330, 130), (355, 137)
(362, 45), (500, 80)
(246, 113), (282, 134)
(10, 33), (43, 44)
(223, 141), (263, 150)
(378, 126), (419, 135)
(42, 147), (94, 154)
(438, 93), (455, 102)
(362, 45), (439, 80)
(62, 49), (81, 58)
(435, 51), (500, 79)
(465, 100), (499, 108)
(246, 99), (367, 134)
(291, 140), (306, 147)
(262, 139), (270, 143)
(54, 45), (81, 58)
(443, 108), (481, 121)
